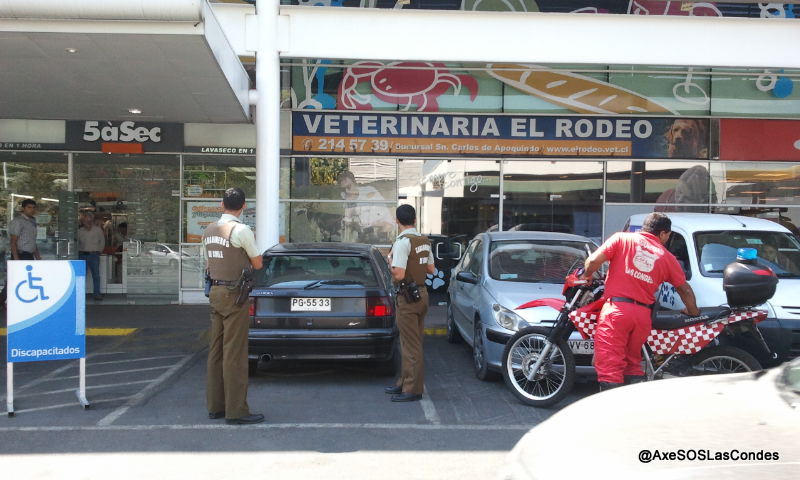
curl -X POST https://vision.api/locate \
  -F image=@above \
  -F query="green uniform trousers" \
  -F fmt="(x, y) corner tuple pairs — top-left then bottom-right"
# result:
(395, 289), (428, 395)
(207, 285), (251, 419)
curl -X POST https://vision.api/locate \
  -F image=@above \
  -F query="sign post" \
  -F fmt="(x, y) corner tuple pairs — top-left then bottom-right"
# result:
(6, 260), (88, 416)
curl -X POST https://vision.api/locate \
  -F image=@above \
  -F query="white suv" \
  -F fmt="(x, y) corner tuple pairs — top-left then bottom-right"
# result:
(626, 213), (800, 366)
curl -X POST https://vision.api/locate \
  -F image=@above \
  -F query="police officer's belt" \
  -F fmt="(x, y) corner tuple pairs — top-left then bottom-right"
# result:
(609, 297), (654, 309)
(211, 279), (238, 286)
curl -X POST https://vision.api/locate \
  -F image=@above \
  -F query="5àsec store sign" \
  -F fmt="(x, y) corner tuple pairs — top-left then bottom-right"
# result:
(66, 120), (183, 153)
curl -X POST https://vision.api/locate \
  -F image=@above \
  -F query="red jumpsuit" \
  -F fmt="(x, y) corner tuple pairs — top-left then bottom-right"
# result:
(594, 231), (687, 384)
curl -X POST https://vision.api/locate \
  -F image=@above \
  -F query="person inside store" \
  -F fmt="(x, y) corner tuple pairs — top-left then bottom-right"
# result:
(1, 198), (42, 305)
(110, 222), (129, 282)
(581, 212), (700, 391)
(337, 170), (394, 243)
(385, 204), (435, 402)
(202, 187), (264, 425)
(78, 212), (106, 301)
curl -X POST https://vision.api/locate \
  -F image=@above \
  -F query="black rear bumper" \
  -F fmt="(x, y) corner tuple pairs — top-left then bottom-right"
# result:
(248, 328), (397, 361)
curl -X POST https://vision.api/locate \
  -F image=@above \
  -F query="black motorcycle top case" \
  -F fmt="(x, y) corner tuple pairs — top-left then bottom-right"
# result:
(723, 260), (778, 307)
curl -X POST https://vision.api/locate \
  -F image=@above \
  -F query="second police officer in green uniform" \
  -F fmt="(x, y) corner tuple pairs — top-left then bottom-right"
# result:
(203, 187), (264, 424)
(384, 205), (434, 402)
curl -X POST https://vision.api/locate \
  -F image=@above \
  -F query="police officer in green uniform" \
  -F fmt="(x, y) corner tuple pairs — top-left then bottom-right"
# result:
(202, 187), (264, 424)
(384, 205), (434, 402)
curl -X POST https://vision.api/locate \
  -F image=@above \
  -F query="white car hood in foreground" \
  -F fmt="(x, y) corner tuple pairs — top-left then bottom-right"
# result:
(501, 367), (800, 480)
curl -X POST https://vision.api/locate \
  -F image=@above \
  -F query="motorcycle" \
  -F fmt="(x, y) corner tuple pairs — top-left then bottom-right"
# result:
(501, 249), (777, 408)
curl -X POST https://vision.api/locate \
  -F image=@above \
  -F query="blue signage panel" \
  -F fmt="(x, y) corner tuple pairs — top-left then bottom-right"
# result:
(292, 112), (709, 159)
(6, 260), (86, 363)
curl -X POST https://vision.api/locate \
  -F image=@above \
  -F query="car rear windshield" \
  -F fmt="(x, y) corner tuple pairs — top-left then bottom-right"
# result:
(488, 240), (595, 283)
(257, 254), (380, 288)
(694, 230), (800, 278)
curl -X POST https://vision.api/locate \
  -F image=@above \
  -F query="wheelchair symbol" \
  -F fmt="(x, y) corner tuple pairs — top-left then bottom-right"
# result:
(15, 265), (49, 303)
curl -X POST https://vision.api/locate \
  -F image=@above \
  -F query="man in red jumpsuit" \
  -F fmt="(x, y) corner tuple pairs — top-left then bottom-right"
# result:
(582, 212), (700, 391)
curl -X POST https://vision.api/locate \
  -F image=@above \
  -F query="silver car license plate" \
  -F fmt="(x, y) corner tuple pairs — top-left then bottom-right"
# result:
(291, 297), (331, 311)
(568, 339), (594, 355)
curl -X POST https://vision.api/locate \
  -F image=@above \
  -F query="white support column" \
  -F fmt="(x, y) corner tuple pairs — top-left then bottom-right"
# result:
(6, 362), (13, 416)
(76, 357), (89, 409)
(255, 0), (281, 253)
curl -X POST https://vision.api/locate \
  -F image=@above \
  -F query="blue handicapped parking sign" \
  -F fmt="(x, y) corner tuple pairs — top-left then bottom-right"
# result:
(6, 260), (86, 363)
(15, 264), (50, 303)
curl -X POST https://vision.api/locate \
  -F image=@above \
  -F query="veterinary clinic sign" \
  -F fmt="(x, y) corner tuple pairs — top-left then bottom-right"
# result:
(292, 112), (709, 159)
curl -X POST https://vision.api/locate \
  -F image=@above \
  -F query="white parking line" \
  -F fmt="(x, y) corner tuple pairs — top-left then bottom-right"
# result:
(97, 353), (199, 427)
(2, 396), (134, 415)
(0, 422), (531, 432)
(58, 366), (171, 380)
(88, 355), (186, 366)
(10, 352), (126, 393)
(13, 360), (81, 393)
(421, 384), (441, 425)
(16, 380), (154, 398)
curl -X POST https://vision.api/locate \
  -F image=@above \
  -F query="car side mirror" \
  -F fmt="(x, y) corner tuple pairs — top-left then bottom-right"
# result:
(456, 271), (478, 284)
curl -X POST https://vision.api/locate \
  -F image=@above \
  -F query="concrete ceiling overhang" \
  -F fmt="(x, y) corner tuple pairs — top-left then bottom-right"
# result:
(0, 0), (251, 123)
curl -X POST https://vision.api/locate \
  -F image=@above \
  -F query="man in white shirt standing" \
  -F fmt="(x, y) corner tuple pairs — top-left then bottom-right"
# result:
(1, 199), (42, 305)
(77, 212), (106, 301)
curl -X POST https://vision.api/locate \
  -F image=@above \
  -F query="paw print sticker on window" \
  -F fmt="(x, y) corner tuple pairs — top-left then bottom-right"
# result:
(425, 268), (446, 290)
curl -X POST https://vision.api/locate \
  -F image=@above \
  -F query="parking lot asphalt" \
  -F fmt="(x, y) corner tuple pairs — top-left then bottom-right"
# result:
(1, 303), (596, 479)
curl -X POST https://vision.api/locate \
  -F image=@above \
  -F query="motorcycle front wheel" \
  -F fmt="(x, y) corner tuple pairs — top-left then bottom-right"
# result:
(502, 326), (575, 408)
(690, 345), (762, 374)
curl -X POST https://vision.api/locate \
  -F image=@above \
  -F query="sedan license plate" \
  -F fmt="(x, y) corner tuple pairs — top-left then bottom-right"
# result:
(568, 339), (594, 355)
(291, 297), (331, 311)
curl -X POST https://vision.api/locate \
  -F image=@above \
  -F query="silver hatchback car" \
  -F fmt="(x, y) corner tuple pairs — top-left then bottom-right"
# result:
(447, 231), (598, 380)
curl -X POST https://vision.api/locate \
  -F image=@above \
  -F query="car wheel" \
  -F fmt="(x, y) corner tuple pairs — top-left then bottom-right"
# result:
(446, 302), (463, 344)
(473, 320), (498, 381)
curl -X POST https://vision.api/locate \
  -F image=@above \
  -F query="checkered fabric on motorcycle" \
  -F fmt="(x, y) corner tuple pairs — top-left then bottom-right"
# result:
(570, 309), (766, 355)
(570, 310), (597, 340)
(647, 310), (766, 355)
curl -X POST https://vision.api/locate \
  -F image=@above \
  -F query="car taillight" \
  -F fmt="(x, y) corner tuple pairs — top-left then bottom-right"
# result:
(249, 301), (255, 317)
(367, 296), (393, 317)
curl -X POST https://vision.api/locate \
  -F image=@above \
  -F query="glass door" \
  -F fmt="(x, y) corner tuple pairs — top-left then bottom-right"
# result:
(502, 160), (604, 244)
(0, 151), (69, 286)
(398, 159), (499, 305)
(56, 190), (79, 260)
(74, 153), (180, 304)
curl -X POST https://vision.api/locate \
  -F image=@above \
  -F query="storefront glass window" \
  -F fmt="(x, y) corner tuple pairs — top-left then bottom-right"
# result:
(183, 155), (257, 199)
(74, 153), (180, 302)
(281, 157), (397, 245)
(709, 162), (800, 207)
(286, 157), (396, 200)
(0, 151), (68, 285)
(606, 161), (712, 207)
(398, 159), (500, 239)
(181, 243), (205, 289)
(503, 160), (603, 243)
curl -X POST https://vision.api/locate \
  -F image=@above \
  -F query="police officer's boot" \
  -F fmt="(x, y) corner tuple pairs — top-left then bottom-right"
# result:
(624, 375), (647, 385)
(598, 382), (623, 392)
